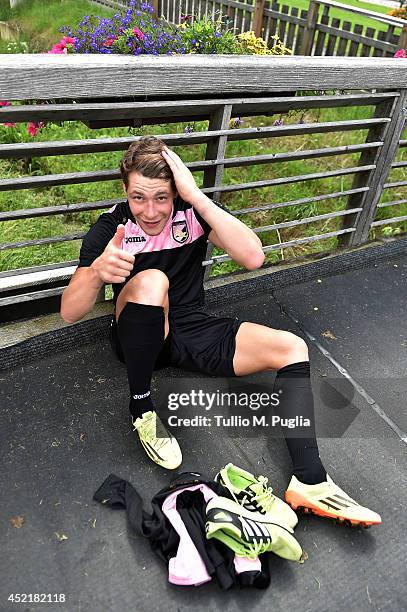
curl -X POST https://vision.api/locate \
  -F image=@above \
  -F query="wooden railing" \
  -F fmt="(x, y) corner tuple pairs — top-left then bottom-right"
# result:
(0, 53), (406, 318)
(90, 0), (407, 57)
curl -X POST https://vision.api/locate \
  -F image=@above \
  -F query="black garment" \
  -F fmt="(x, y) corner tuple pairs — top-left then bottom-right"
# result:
(273, 360), (327, 485)
(93, 471), (270, 590)
(78, 196), (232, 310)
(116, 302), (165, 419)
(110, 306), (245, 377)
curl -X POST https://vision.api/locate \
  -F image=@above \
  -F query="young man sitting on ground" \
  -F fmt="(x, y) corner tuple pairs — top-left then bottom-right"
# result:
(60, 136), (381, 528)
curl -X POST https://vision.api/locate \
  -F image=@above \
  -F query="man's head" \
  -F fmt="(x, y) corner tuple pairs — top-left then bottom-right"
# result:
(120, 136), (177, 236)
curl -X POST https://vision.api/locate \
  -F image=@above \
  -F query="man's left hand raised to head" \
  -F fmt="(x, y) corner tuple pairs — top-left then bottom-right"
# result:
(161, 145), (201, 204)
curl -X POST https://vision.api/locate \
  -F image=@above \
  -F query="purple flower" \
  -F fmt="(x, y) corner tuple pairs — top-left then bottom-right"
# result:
(184, 125), (194, 133)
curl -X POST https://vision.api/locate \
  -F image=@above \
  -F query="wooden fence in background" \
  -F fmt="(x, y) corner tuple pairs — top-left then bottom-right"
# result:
(89, 0), (407, 56)
(0, 54), (406, 318)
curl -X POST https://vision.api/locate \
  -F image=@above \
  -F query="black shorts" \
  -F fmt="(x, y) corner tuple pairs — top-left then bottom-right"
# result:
(109, 307), (246, 378)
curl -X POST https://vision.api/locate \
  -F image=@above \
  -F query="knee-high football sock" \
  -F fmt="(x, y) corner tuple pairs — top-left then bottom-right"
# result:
(273, 360), (327, 485)
(117, 302), (165, 421)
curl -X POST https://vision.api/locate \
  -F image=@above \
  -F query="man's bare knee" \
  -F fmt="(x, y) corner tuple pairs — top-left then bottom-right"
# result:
(115, 269), (169, 322)
(278, 333), (309, 368)
(126, 269), (169, 304)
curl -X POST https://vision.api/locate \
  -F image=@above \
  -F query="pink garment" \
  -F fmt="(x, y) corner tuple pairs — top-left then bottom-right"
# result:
(162, 484), (261, 587)
(234, 555), (262, 573)
(162, 483), (216, 586)
(107, 202), (205, 255)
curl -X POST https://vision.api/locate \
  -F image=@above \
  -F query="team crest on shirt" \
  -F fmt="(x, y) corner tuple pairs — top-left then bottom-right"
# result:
(171, 220), (189, 244)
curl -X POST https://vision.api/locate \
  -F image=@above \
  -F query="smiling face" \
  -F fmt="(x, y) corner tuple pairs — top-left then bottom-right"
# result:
(123, 171), (177, 236)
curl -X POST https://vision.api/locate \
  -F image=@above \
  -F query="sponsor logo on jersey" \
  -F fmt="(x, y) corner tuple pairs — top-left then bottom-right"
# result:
(125, 236), (146, 243)
(171, 220), (189, 244)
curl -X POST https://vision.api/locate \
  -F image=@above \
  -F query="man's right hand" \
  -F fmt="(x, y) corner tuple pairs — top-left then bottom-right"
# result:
(91, 224), (135, 284)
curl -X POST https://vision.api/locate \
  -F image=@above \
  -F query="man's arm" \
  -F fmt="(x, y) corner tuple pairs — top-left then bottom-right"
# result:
(60, 224), (134, 324)
(192, 192), (265, 270)
(60, 266), (105, 325)
(160, 145), (264, 270)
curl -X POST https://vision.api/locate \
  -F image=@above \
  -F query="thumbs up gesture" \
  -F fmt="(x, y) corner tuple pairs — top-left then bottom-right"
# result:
(91, 224), (135, 284)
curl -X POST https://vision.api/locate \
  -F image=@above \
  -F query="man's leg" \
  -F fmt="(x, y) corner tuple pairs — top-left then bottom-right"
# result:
(232, 322), (326, 485)
(115, 269), (182, 470)
(231, 321), (381, 526)
(116, 269), (169, 420)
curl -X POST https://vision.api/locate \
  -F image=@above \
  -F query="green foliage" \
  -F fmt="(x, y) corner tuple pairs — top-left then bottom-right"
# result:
(0, 0), (12, 21)
(178, 14), (242, 55)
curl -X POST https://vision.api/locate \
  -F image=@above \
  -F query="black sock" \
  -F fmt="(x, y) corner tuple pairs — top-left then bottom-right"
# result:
(273, 360), (327, 485)
(117, 302), (165, 421)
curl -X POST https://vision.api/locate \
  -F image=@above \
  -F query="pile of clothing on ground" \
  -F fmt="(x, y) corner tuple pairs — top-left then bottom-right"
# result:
(93, 463), (306, 590)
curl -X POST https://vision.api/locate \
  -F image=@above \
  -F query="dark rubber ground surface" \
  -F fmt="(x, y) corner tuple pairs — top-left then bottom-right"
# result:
(1, 253), (406, 612)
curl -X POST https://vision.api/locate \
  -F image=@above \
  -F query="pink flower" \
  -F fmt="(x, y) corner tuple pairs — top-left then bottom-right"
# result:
(47, 36), (75, 54)
(48, 43), (66, 54)
(133, 27), (145, 40)
(103, 37), (116, 47)
(27, 121), (46, 137)
(4, 122), (16, 128)
(28, 123), (38, 137)
(394, 49), (407, 58)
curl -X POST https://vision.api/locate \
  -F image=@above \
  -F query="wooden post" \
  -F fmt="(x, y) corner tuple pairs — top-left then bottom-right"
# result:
(338, 89), (407, 248)
(398, 23), (407, 51)
(253, 0), (266, 39)
(202, 104), (233, 281)
(301, 0), (320, 56)
(151, 0), (159, 19)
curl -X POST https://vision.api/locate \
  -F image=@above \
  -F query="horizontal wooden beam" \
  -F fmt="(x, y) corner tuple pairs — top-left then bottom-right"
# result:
(377, 199), (407, 208)
(1, 55), (406, 99)
(203, 164), (376, 193)
(0, 118), (390, 161)
(0, 92), (397, 125)
(371, 215), (407, 226)
(314, 23), (397, 52)
(202, 228), (356, 265)
(0, 286), (67, 307)
(0, 199), (123, 222)
(0, 265), (76, 292)
(231, 187), (369, 215)
(253, 207), (362, 233)
(0, 233), (86, 251)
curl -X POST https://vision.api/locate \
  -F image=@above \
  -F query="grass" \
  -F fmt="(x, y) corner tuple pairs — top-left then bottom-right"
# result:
(0, 0), (12, 22)
(1, 0), (115, 52)
(274, 0), (404, 38)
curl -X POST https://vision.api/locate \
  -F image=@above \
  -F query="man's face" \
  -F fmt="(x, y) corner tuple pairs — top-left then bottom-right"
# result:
(123, 171), (176, 236)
